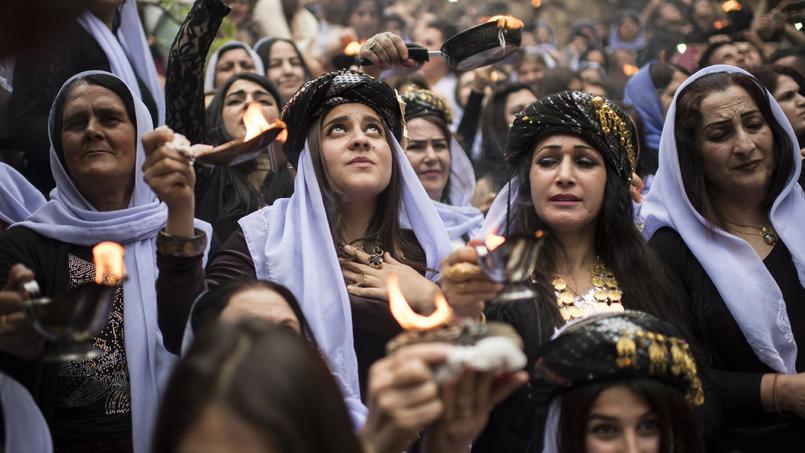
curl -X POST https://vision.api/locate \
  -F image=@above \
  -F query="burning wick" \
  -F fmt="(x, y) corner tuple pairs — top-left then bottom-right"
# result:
(344, 41), (362, 56)
(483, 15), (524, 30)
(387, 274), (451, 331)
(93, 242), (125, 285)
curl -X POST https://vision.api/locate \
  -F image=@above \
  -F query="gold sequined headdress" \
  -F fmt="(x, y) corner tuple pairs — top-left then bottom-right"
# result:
(507, 91), (638, 183)
(534, 311), (704, 406)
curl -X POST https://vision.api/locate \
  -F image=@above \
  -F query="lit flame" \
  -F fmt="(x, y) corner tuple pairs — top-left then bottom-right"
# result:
(387, 274), (451, 330)
(483, 15), (524, 30)
(485, 230), (506, 251)
(344, 41), (362, 56)
(722, 1), (741, 13)
(93, 242), (125, 285)
(243, 104), (287, 144)
(531, 0), (542, 7)
(713, 20), (728, 29)
(623, 64), (639, 76)
(243, 103), (271, 141)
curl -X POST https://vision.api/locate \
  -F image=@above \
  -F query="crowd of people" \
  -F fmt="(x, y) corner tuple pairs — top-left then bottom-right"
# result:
(0, 0), (803, 451)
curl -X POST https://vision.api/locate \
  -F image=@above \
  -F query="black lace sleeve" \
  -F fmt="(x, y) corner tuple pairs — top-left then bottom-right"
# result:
(165, 0), (230, 144)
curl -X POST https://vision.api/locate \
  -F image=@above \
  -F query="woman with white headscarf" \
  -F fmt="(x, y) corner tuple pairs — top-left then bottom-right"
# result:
(643, 65), (805, 450)
(203, 41), (264, 93)
(144, 70), (523, 450)
(399, 89), (483, 244)
(11, 0), (164, 192)
(0, 71), (210, 453)
(0, 163), (46, 231)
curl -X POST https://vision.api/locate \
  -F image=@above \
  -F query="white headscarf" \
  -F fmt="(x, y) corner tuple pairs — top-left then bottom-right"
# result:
(77, 0), (165, 125)
(15, 71), (211, 453)
(447, 137), (477, 207)
(0, 163), (46, 225)
(0, 372), (53, 453)
(203, 41), (265, 92)
(238, 136), (453, 426)
(642, 65), (805, 374)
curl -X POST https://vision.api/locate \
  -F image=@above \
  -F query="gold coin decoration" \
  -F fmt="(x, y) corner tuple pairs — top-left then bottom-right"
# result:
(552, 256), (623, 321)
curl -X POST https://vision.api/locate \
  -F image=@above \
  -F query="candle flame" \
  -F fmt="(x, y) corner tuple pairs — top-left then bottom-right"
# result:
(93, 242), (125, 285)
(534, 229), (545, 239)
(722, 1), (741, 13)
(344, 41), (362, 56)
(387, 274), (451, 330)
(713, 20), (728, 29)
(485, 229), (506, 251)
(483, 15), (524, 30)
(531, 0), (542, 7)
(623, 64), (639, 76)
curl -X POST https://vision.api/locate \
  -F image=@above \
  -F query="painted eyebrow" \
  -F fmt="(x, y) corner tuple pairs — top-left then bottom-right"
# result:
(536, 144), (597, 152)
(703, 109), (763, 130)
(587, 414), (618, 422)
(323, 114), (383, 129)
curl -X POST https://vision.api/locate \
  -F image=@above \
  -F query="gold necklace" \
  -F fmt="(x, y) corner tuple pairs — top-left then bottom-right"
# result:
(725, 222), (778, 246)
(552, 256), (624, 321)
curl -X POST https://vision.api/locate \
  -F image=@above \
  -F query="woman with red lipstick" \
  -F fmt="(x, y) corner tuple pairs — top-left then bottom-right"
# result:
(642, 65), (805, 450)
(438, 91), (691, 452)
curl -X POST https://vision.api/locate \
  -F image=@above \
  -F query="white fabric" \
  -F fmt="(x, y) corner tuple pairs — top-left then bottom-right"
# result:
(481, 178), (520, 237)
(541, 397), (561, 453)
(15, 71), (211, 453)
(203, 41), (265, 91)
(0, 163), (46, 225)
(77, 0), (165, 124)
(0, 372), (53, 453)
(448, 137), (476, 207)
(238, 137), (453, 426)
(641, 64), (805, 374)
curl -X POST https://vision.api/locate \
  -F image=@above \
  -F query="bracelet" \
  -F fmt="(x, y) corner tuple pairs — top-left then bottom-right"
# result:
(772, 374), (783, 416)
(156, 228), (207, 257)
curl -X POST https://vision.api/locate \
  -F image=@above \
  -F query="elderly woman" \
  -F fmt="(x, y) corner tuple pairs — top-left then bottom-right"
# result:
(146, 69), (483, 419)
(0, 163), (46, 231)
(643, 65), (805, 450)
(750, 65), (805, 151)
(0, 71), (211, 453)
(536, 312), (704, 453)
(253, 37), (312, 103)
(438, 91), (692, 452)
(203, 41), (263, 94)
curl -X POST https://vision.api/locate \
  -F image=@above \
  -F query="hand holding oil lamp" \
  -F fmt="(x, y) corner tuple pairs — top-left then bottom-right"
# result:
(471, 230), (545, 303)
(385, 275), (525, 381)
(24, 242), (125, 361)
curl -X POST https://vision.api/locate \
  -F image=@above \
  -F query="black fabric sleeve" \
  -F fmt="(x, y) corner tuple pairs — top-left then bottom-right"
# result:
(165, 0), (230, 144)
(455, 89), (484, 152)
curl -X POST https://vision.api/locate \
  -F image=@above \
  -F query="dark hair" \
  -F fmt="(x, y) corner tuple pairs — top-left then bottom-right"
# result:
(749, 65), (805, 97)
(478, 82), (537, 190)
(308, 113), (427, 273)
(199, 72), (291, 229)
(674, 72), (795, 228)
(152, 319), (362, 453)
(191, 279), (315, 342)
(622, 104), (654, 177)
(557, 378), (702, 453)
(697, 40), (734, 69)
(649, 62), (688, 92)
(385, 73), (430, 93)
(536, 66), (582, 98)
(425, 19), (458, 44)
(254, 37), (313, 87)
(51, 73), (138, 162)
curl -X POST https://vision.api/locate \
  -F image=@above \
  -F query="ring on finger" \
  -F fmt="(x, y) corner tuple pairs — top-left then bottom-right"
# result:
(368, 41), (378, 51)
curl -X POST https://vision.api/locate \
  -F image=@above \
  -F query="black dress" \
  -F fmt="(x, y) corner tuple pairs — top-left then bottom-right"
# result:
(649, 227), (805, 452)
(0, 227), (132, 452)
(11, 21), (158, 193)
